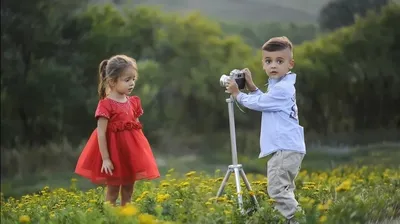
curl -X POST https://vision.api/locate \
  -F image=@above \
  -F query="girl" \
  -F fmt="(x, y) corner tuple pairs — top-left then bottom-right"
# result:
(75, 54), (160, 206)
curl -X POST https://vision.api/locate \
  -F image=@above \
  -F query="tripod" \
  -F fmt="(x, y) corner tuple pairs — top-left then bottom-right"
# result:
(216, 95), (259, 213)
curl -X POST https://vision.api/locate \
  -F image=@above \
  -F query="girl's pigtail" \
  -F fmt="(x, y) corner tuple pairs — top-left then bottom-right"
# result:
(98, 60), (108, 99)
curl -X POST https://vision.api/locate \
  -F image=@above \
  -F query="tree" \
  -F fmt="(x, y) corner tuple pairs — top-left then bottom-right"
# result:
(1, 0), (89, 146)
(318, 0), (390, 31)
(295, 3), (400, 140)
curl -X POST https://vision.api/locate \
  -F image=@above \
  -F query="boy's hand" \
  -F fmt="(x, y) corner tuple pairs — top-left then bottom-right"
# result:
(242, 68), (257, 91)
(226, 78), (240, 97)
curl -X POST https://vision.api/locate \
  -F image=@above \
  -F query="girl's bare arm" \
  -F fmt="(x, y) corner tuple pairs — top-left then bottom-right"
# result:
(97, 117), (110, 160)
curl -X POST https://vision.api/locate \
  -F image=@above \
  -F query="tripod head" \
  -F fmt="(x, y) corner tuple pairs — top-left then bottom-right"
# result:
(225, 95), (234, 103)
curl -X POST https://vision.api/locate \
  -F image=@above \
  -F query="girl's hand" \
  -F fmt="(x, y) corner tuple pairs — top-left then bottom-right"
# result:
(101, 158), (114, 175)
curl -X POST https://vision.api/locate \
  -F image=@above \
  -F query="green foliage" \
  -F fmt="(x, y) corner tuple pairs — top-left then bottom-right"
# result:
(1, 1), (399, 152)
(1, 165), (400, 223)
(293, 3), (400, 135)
(318, 0), (391, 31)
(2, 141), (399, 199)
(1, 0), (91, 145)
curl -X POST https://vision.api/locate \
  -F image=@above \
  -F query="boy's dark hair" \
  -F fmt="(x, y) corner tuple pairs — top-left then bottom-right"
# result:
(262, 36), (293, 58)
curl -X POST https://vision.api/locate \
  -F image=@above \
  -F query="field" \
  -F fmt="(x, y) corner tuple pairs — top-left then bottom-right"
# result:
(2, 161), (400, 223)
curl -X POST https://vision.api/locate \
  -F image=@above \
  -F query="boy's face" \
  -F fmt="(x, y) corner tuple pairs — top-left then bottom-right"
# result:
(262, 48), (294, 79)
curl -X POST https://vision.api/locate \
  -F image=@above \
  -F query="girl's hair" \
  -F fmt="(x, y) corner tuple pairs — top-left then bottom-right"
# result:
(97, 55), (138, 99)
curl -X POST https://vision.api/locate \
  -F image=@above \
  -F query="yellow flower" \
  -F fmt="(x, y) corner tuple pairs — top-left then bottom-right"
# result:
(119, 204), (138, 217)
(335, 179), (352, 192)
(215, 177), (224, 182)
(317, 199), (332, 212)
(298, 196), (315, 209)
(161, 182), (170, 187)
(185, 171), (196, 177)
(138, 213), (156, 224)
(141, 191), (150, 196)
(180, 182), (190, 187)
(19, 215), (30, 223)
(216, 196), (227, 202)
(235, 191), (243, 196)
(303, 181), (316, 185)
(257, 191), (266, 196)
(319, 215), (328, 223)
(156, 193), (171, 203)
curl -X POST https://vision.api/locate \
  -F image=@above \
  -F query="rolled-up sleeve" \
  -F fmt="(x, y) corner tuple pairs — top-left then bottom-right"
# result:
(236, 86), (288, 112)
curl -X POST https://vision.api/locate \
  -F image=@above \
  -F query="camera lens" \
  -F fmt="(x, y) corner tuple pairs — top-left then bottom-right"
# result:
(220, 75), (229, 87)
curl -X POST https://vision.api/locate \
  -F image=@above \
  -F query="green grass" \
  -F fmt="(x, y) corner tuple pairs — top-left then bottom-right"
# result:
(0, 154), (219, 199)
(2, 142), (399, 199)
(2, 163), (400, 223)
(203, 142), (400, 174)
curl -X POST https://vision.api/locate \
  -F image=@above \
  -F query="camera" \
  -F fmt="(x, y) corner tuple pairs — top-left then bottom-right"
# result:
(219, 69), (246, 90)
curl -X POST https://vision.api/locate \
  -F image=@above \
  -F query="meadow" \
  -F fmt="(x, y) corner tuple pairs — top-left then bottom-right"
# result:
(2, 144), (400, 224)
(2, 1), (400, 223)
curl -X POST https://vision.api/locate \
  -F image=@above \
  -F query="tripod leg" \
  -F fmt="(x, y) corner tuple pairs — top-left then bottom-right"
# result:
(216, 168), (232, 197)
(233, 167), (244, 211)
(239, 169), (260, 208)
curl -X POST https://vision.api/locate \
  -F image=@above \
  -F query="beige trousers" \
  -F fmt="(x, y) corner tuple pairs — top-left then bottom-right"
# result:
(266, 150), (304, 219)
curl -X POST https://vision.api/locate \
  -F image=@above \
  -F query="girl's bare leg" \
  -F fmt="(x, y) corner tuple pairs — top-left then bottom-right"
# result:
(121, 183), (134, 206)
(106, 185), (120, 205)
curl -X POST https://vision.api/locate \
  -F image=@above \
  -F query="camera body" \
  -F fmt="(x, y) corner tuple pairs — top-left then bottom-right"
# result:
(220, 69), (246, 90)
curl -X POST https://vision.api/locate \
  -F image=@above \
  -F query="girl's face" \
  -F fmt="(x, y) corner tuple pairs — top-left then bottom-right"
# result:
(109, 67), (137, 96)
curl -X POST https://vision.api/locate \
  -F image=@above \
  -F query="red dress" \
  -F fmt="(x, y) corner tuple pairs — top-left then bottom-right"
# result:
(75, 96), (160, 186)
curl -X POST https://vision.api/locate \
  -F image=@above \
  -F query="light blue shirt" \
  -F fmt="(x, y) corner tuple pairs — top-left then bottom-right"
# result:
(236, 72), (306, 158)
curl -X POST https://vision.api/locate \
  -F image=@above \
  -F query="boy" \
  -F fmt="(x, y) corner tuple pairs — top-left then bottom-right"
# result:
(225, 36), (306, 224)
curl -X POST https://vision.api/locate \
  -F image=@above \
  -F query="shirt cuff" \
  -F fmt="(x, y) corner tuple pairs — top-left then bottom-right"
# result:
(250, 87), (259, 92)
(236, 92), (246, 104)
(249, 88), (261, 95)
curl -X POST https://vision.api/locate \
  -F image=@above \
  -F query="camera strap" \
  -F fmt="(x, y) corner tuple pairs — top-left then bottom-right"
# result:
(234, 98), (246, 113)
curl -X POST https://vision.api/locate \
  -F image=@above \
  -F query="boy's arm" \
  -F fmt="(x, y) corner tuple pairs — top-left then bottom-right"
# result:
(234, 86), (288, 112)
(248, 88), (263, 96)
